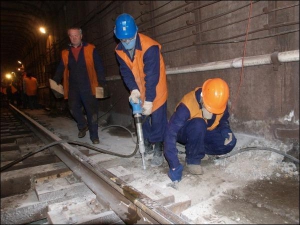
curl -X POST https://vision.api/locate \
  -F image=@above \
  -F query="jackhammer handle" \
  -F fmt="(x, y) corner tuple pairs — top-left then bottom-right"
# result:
(130, 99), (142, 115)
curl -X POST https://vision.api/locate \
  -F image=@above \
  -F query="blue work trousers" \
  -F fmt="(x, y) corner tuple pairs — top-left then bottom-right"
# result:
(142, 102), (167, 143)
(68, 88), (99, 141)
(28, 95), (38, 109)
(177, 118), (237, 165)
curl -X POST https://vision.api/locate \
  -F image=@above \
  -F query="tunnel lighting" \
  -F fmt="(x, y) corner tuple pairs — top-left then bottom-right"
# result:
(39, 27), (46, 34)
(5, 74), (12, 79)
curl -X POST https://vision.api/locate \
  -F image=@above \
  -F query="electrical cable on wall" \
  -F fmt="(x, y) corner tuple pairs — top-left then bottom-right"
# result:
(230, 0), (253, 114)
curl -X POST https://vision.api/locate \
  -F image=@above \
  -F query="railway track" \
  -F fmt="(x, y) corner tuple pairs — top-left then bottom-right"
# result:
(1, 105), (189, 224)
(1, 104), (299, 224)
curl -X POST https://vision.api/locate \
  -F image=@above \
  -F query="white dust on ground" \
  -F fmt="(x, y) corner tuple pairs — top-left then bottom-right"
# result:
(25, 109), (299, 188)
(214, 134), (298, 181)
(23, 109), (299, 223)
(125, 132), (299, 223)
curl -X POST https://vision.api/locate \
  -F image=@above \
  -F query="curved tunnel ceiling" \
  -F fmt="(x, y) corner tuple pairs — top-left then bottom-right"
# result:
(1, 1), (66, 73)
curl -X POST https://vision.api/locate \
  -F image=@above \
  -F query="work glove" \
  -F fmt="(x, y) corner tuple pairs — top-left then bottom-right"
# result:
(129, 89), (140, 103)
(221, 128), (233, 145)
(142, 101), (153, 115)
(168, 164), (183, 182)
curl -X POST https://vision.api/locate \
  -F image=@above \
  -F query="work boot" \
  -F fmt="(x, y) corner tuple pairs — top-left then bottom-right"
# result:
(135, 139), (153, 158)
(78, 126), (88, 138)
(186, 164), (203, 175)
(92, 138), (100, 144)
(151, 142), (164, 167)
(144, 139), (154, 155)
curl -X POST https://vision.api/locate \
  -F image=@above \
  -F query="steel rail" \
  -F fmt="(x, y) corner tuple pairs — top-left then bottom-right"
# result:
(9, 104), (189, 224)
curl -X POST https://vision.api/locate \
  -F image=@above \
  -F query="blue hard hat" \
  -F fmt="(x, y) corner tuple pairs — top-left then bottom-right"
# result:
(114, 13), (138, 39)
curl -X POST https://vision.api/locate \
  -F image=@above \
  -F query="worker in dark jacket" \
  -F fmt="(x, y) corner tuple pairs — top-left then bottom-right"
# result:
(114, 13), (168, 167)
(53, 27), (106, 144)
(165, 78), (237, 183)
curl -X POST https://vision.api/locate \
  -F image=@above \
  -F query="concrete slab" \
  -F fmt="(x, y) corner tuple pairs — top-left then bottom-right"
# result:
(0, 155), (61, 172)
(18, 143), (46, 154)
(35, 178), (94, 202)
(133, 183), (175, 206)
(1, 150), (21, 161)
(129, 182), (191, 213)
(47, 195), (124, 224)
(1, 162), (70, 197)
(1, 190), (96, 224)
(0, 143), (20, 151)
(107, 166), (134, 183)
(163, 186), (191, 214)
(16, 136), (39, 145)
(180, 194), (235, 224)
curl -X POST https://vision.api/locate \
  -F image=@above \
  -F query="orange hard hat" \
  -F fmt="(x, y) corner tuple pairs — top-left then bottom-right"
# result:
(202, 78), (229, 114)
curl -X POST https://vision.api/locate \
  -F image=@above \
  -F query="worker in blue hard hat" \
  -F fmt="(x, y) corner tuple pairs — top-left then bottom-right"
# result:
(114, 13), (168, 167)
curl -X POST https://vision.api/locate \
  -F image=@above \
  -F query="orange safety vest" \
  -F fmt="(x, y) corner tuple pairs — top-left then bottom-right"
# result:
(11, 85), (17, 94)
(24, 77), (38, 96)
(115, 33), (168, 112)
(61, 44), (98, 99)
(1, 87), (6, 95)
(179, 87), (224, 131)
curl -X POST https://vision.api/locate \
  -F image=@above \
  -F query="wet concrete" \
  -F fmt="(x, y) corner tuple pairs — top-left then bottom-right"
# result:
(215, 176), (299, 224)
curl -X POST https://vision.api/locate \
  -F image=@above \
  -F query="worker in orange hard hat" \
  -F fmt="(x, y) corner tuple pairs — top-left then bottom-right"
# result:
(164, 78), (237, 183)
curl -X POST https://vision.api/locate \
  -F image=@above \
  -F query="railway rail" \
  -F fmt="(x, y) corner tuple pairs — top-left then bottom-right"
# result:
(1, 104), (189, 224)
(1, 103), (299, 224)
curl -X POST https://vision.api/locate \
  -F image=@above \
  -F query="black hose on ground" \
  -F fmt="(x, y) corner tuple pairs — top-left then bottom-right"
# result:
(1, 139), (139, 173)
(3, 122), (298, 173)
(177, 143), (299, 164)
(215, 146), (299, 164)
(1, 140), (67, 172)
(1, 115), (150, 172)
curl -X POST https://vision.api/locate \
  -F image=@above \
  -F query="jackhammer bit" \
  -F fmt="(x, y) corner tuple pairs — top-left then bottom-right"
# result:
(130, 99), (146, 170)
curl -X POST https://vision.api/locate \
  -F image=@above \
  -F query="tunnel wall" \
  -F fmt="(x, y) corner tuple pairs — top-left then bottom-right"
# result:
(34, 1), (299, 143)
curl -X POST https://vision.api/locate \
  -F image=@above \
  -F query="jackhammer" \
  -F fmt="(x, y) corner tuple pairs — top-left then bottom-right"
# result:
(130, 99), (146, 170)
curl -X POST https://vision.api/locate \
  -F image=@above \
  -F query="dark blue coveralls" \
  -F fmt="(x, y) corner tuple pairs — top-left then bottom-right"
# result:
(164, 88), (237, 170)
(115, 35), (167, 144)
(53, 42), (106, 141)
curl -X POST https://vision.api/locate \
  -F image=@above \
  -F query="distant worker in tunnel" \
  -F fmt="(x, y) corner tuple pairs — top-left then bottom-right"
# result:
(21, 71), (29, 109)
(164, 78), (237, 183)
(53, 27), (107, 145)
(114, 13), (168, 167)
(23, 72), (38, 109)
